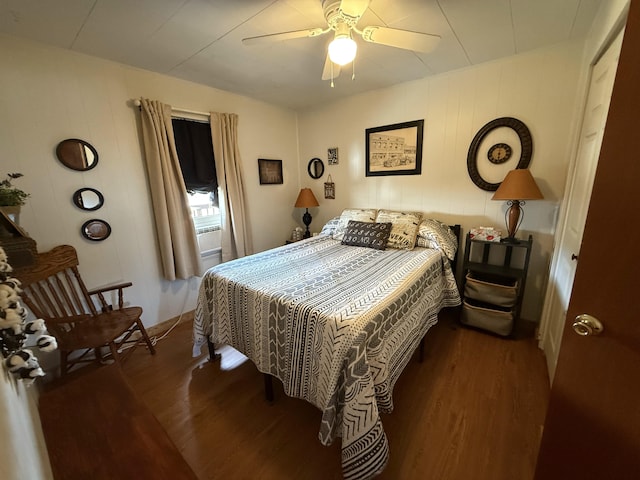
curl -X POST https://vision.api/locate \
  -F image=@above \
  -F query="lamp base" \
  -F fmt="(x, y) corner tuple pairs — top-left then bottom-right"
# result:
(505, 200), (524, 239)
(302, 209), (312, 238)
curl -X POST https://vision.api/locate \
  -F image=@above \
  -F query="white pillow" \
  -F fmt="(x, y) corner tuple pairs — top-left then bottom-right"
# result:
(320, 216), (341, 236)
(333, 208), (378, 241)
(375, 209), (423, 250)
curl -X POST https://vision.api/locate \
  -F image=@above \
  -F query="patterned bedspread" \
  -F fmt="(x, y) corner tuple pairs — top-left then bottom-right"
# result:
(193, 236), (460, 479)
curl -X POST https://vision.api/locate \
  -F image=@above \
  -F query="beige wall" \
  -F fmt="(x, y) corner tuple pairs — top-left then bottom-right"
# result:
(297, 40), (586, 323)
(0, 34), (300, 333)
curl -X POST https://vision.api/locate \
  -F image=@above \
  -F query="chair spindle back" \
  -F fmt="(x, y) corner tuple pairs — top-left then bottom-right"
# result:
(17, 245), (99, 322)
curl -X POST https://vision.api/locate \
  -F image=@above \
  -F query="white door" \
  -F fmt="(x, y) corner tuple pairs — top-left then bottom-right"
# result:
(538, 29), (623, 380)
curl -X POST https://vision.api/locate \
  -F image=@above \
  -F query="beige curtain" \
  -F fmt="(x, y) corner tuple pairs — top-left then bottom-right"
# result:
(210, 112), (253, 262)
(139, 98), (203, 280)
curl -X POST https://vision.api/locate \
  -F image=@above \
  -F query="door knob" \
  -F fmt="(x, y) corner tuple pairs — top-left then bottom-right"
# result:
(571, 253), (578, 261)
(572, 314), (604, 336)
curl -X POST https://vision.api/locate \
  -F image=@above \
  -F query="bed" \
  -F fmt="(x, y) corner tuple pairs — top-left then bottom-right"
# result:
(193, 210), (461, 479)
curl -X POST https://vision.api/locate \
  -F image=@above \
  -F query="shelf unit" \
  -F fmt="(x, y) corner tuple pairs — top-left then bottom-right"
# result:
(460, 233), (533, 337)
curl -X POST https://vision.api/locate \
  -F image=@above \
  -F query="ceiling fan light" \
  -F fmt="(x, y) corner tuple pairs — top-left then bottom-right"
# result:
(329, 36), (357, 65)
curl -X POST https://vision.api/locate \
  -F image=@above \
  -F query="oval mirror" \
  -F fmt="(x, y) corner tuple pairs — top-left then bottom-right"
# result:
(81, 219), (111, 241)
(56, 139), (99, 171)
(308, 157), (325, 179)
(73, 188), (104, 211)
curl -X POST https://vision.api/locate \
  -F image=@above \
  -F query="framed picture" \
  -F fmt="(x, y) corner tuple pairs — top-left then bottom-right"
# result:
(258, 158), (283, 185)
(365, 119), (424, 176)
(328, 147), (339, 165)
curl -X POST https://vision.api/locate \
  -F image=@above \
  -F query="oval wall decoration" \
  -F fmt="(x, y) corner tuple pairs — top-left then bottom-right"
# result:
(467, 117), (533, 191)
(81, 219), (112, 241)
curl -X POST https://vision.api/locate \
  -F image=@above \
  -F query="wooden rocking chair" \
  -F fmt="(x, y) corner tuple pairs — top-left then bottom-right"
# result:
(15, 245), (155, 376)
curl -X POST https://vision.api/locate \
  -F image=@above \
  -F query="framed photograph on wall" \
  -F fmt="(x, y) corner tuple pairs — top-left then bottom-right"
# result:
(258, 158), (283, 185)
(365, 119), (424, 176)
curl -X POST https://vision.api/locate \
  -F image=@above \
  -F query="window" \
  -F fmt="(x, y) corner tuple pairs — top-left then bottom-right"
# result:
(188, 191), (221, 235)
(172, 118), (221, 236)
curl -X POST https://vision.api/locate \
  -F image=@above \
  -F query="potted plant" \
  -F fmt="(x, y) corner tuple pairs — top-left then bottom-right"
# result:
(0, 173), (29, 223)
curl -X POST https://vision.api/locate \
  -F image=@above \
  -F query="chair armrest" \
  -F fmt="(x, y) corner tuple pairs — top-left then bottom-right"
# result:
(87, 282), (133, 312)
(87, 282), (133, 295)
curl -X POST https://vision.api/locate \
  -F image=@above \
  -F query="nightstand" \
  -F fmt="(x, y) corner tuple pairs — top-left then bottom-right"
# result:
(460, 234), (533, 337)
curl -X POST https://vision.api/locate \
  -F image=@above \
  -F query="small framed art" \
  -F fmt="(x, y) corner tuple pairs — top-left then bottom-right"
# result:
(324, 175), (335, 199)
(258, 158), (283, 185)
(328, 147), (339, 165)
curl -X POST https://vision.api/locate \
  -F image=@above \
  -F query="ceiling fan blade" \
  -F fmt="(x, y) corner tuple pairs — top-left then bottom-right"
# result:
(321, 52), (341, 81)
(360, 26), (440, 53)
(339, 0), (370, 19)
(243, 27), (328, 46)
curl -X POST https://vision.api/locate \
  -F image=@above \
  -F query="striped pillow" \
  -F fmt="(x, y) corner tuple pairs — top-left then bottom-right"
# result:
(320, 216), (341, 236)
(416, 218), (458, 260)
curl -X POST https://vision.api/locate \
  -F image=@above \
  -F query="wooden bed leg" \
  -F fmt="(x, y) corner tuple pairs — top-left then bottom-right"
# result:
(263, 374), (274, 403)
(207, 339), (221, 362)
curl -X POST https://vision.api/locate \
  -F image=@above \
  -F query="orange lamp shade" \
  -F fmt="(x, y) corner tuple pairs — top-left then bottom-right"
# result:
(492, 169), (543, 240)
(294, 188), (319, 208)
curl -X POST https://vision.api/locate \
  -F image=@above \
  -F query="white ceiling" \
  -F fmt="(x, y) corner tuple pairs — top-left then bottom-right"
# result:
(0, 0), (603, 111)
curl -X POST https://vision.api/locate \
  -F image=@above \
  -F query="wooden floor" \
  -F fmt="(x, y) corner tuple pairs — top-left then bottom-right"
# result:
(120, 308), (550, 480)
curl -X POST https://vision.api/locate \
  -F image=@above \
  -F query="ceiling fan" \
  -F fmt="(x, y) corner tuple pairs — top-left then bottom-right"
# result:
(242, 0), (440, 83)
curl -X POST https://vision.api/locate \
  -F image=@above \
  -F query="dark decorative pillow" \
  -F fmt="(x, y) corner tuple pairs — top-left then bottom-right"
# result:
(333, 208), (378, 241)
(341, 221), (392, 250)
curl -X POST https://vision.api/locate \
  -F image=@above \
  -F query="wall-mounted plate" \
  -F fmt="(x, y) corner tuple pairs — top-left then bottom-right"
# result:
(56, 138), (99, 171)
(73, 188), (104, 211)
(81, 219), (111, 241)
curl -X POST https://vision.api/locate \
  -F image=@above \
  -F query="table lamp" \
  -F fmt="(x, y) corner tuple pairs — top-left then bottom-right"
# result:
(294, 188), (319, 238)
(492, 169), (543, 241)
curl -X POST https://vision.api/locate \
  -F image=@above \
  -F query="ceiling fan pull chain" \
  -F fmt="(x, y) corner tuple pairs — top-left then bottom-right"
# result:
(331, 62), (335, 88)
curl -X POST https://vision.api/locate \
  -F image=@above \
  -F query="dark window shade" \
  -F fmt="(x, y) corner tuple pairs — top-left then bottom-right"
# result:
(172, 118), (218, 203)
